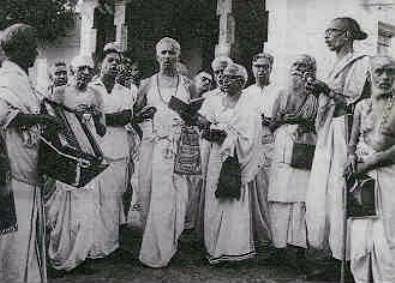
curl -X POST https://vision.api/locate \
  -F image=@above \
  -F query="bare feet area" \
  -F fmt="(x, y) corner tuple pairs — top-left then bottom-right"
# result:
(48, 227), (340, 283)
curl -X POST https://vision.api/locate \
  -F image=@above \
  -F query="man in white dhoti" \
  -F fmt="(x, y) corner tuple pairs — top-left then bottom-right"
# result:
(199, 63), (261, 264)
(88, 42), (134, 258)
(244, 52), (277, 245)
(192, 57), (234, 238)
(46, 55), (106, 272)
(305, 17), (370, 277)
(137, 37), (193, 268)
(346, 55), (395, 283)
(0, 23), (62, 283)
(268, 55), (318, 264)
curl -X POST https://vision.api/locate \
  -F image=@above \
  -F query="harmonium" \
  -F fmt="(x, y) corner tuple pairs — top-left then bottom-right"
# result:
(39, 99), (108, 188)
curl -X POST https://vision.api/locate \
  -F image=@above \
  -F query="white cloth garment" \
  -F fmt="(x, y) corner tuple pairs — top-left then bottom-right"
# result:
(199, 91), (261, 264)
(45, 85), (105, 270)
(88, 80), (133, 256)
(244, 83), (278, 243)
(306, 53), (370, 260)
(0, 60), (47, 283)
(138, 74), (190, 268)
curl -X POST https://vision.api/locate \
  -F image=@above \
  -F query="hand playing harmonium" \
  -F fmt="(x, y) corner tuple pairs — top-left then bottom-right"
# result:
(38, 99), (108, 188)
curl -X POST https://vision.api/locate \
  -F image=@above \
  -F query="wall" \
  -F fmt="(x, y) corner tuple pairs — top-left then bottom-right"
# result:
(265, 0), (395, 86)
(31, 15), (81, 95)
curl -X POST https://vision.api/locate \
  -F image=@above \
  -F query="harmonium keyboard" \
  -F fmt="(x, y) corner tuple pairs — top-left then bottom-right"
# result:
(39, 99), (108, 188)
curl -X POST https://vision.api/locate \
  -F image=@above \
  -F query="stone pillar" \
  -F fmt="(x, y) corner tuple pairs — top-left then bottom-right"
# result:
(114, 0), (128, 52)
(78, 0), (99, 56)
(215, 0), (235, 57)
(32, 55), (49, 96)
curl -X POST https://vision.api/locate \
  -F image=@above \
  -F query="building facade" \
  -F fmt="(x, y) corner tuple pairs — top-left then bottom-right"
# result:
(32, 0), (395, 90)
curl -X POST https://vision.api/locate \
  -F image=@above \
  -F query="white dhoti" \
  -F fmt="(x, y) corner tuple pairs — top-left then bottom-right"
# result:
(138, 73), (191, 268)
(0, 180), (47, 283)
(349, 166), (395, 283)
(269, 202), (306, 248)
(185, 175), (202, 230)
(138, 137), (188, 268)
(268, 122), (314, 249)
(46, 181), (100, 271)
(90, 159), (128, 258)
(204, 180), (255, 264)
(204, 144), (255, 264)
(306, 116), (347, 260)
(251, 139), (273, 244)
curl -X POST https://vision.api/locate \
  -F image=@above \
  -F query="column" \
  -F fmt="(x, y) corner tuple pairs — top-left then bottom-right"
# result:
(114, 0), (128, 52)
(78, 0), (99, 56)
(215, 0), (235, 57)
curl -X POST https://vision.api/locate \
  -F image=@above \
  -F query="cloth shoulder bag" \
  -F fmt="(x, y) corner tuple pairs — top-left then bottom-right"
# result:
(289, 96), (316, 170)
(346, 173), (377, 218)
(174, 126), (202, 175)
(215, 150), (242, 200)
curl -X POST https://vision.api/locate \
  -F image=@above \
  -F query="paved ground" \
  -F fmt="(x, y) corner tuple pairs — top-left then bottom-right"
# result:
(48, 227), (344, 283)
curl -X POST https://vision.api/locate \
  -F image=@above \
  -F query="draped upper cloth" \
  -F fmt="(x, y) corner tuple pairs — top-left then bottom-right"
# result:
(272, 90), (318, 125)
(269, 90), (318, 202)
(316, 53), (369, 142)
(198, 90), (261, 263)
(199, 91), (261, 184)
(306, 53), (370, 257)
(0, 60), (47, 283)
(89, 80), (133, 161)
(0, 60), (42, 235)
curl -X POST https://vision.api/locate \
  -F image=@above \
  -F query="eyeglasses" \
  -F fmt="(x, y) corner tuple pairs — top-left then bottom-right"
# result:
(324, 28), (346, 37)
(223, 75), (243, 81)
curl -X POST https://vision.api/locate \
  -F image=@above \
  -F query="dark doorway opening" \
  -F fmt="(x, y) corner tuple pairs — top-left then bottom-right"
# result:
(232, 0), (268, 85)
(124, 0), (218, 79)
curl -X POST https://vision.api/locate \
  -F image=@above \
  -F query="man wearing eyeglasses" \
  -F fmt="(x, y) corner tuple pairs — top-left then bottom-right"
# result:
(243, 52), (278, 247)
(304, 17), (371, 279)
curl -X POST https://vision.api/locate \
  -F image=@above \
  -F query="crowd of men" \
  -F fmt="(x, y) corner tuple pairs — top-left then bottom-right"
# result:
(0, 16), (395, 283)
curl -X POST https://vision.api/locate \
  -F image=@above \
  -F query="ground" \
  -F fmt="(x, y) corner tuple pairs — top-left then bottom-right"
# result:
(48, 227), (345, 283)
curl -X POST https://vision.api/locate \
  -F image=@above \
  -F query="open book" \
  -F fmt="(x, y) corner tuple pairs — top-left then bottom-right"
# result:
(168, 96), (205, 117)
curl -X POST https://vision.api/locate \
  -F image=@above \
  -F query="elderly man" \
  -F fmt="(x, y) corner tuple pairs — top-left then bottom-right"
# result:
(46, 54), (106, 272)
(193, 71), (213, 98)
(346, 55), (395, 283)
(200, 63), (261, 264)
(202, 56), (233, 98)
(305, 18), (370, 275)
(244, 52), (277, 245)
(137, 37), (193, 268)
(0, 23), (61, 283)
(268, 55), (318, 266)
(197, 57), (234, 233)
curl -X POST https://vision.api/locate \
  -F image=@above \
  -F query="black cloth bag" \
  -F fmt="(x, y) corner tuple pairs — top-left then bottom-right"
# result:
(215, 151), (242, 200)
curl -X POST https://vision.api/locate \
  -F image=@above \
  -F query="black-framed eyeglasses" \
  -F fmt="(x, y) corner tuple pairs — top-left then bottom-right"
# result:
(324, 28), (346, 37)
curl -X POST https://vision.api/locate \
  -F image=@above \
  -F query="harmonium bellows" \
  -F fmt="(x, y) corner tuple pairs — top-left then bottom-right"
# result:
(39, 99), (108, 188)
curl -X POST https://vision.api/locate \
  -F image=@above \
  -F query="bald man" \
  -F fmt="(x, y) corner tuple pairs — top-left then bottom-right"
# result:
(346, 55), (395, 283)
(0, 23), (61, 283)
